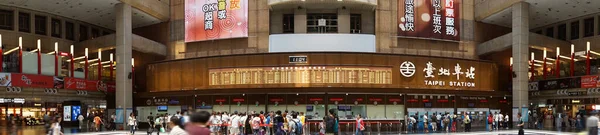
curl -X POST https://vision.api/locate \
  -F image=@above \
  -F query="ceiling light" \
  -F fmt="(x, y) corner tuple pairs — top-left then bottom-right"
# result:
(3, 47), (19, 55)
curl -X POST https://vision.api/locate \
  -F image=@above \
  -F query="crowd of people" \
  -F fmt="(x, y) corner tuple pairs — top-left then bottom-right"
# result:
(138, 108), (350, 135)
(407, 111), (510, 133)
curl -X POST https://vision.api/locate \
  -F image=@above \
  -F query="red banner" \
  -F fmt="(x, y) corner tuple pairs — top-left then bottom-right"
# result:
(64, 77), (98, 91)
(11, 73), (54, 88)
(581, 75), (599, 88)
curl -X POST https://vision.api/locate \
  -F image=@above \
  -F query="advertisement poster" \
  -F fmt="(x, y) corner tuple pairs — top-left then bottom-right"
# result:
(185, 0), (249, 42)
(11, 73), (54, 88)
(54, 76), (64, 89)
(397, 0), (460, 41)
(115, 108), (133, 124)
(581, 75), (599, 88)
(71, 106), (81, 121)
(63, 106), (71, 122)
(540, 77), (580, 90)
(0, 73), (10, 86)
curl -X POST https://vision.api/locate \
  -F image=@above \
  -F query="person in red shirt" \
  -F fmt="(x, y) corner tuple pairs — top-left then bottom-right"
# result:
(356, 114), (365, 135)
(186, 111), (212, 135)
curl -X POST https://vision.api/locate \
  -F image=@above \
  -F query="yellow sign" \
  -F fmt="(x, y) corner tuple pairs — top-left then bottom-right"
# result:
(209, 66), (392, 85)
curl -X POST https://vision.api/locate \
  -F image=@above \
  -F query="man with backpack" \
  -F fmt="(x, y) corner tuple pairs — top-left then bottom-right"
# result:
(288, 112), (302, 135)
(324, 109), (338, 135)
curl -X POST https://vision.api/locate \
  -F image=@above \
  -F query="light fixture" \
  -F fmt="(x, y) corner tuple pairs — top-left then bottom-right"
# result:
(85, 48), (88, 57)
(18, 37), (22, 49)
(509, 57), (512, 65)
(556, 47), (560, 57)
(80, 58), (98, 64)
(543, 47), (547, 58)
(0, 34), (2, 50)
(70, 45), (74, 55)
(110, 53), (113, 62)
(3, 47), (19, 55)
(98, 49), (101, 60)
(37, 39), (41, 51)
(587, 42), (590, 51)
(531, 52), (534, 61)
(132, 58), (135, 67)
(571, 44), (574, 54)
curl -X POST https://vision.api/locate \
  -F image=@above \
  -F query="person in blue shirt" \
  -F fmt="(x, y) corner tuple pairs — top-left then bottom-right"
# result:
(266, 112), (272, 135)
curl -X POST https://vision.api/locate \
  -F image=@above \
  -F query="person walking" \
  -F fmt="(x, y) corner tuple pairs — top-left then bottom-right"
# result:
(93, 114), (103, 132)
(78, 114), (85, 129)
(517, 113), (525, 135)
(147, 112), (155, 135)
(50, 117), (64, 135)
(324, 109), (339, 135)
(586, 111), (599, 135)
(129, 113), (137, 134)
(355, 114), (365, 135)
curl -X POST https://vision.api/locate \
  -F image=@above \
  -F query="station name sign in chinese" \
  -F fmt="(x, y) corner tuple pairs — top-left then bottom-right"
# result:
(185, 0), (248, 42)
(397, 0), (460, 41)
(400, 61), (476, 88)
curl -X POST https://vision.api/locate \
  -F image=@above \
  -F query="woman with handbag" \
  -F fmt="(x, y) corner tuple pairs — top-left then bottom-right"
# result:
(355, 114), (365, 135)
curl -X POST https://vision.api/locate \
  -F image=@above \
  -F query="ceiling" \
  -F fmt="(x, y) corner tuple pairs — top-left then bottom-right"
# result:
(481, 0), (600, 29)
(0, 0), (163, 30)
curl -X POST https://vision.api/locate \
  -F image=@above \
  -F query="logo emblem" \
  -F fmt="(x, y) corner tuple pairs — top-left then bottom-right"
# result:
(400, 61), (416, 77)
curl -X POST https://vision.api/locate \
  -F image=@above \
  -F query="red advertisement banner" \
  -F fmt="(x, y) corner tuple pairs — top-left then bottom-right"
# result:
(64, 77), (98, 91)
(397, 0), (461, 41)
(185, 0), (249, 42)
(11, 73), (54, 88)
(581, 75), (599, 88)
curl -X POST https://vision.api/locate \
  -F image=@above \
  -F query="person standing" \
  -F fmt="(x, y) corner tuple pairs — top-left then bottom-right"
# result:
(78, 114), (85, 129)
(185, 111), (212, 135)
(463, 112), (471, 132)
(586, 111), (599, 135)
(274, 111), (284, 135)
(94, 114), (103, 132)
(210, 112), (222, 135)
(487, 113), (493, 131)
(129, 113), (137, 134)
(504, 113), (509, 129)
(147, 112), (155, 134)
(430, 113), (437, 132)
(324, 109), (339, 135)
(168, 116), (188, 135)
(111, 112), (117, 131)
(517, 113), (524, 135)
(265, 112), (272, 135)
(252, 113), (261, 135)
(299, 112), (305, 134)
(355, 114), (365, 135)
(423, 113), (429, 133)
(229, 112), (241, 135)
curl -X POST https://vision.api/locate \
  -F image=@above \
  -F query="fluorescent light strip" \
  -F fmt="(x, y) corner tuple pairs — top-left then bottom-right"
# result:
(90, 61), (112, 66)
(546, 58), (555, 61)
(102, 65), (111, 68)
(3, 47), (19, 55)
(66, 56), (86, 62)
(80, 58), (98, 64)
(590, 51), (600, 56)
(533, 60), (553, 65)
(533, 64), (542, 67)
(30, 49), (38, 53)
(47, 51), (56, 55)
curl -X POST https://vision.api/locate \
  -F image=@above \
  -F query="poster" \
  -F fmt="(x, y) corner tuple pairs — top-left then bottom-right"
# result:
(539, 77), (580, 90)
(71, 106), (81, 121)
(115, 108), (133, 124)
(580, 75), (599, 88)
(397, 0), (460, 41)
(63, 106), (71, 122)
(0, 73), (11, 86)
(64, 77), (99, 91)
(54, 76), (64, 89)
(185, 0), (248, 42)
(11, 73), (54, 88)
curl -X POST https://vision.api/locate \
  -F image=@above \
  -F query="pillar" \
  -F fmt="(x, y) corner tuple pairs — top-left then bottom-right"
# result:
(338, 8), (350, 33)
(115, 3), (133, 129)
(511, 2), (529, 116)
(294, 8), (307, 33)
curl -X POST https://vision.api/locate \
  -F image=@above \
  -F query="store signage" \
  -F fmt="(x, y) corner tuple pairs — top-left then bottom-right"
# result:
(329, 98), (343, 101)
(407, 61), (476, 88)
(11, 73), (54, 88)
(269, 98), (284, 102)
(0, 98), (25, 104)
(184, 0), (249, 42)
(309, 98), (323, 101)
(168, 99), (180, 105)
(460, 96), (486, 100)
(539, 77), (580, 90)
(499, 99), (507, 103)
(529, 82), (539, 91)
(572, 100), (581, 103)
(59, 52), (70, 57)
(479, 100), (488, 103)
(0, 73), (11, 86)
(407, 99), (418, 102)
(397, 0), (460, 41)
(318, 19), (326, 26)
(369, 98), (383, 102)
(581, 75), (599, 88)
(289, 56), (308, 64)
(153, 98), (169, 105)
(64, 77), (96, 91)
(232, 98), (244, 102)
(437, 99), (449, 103)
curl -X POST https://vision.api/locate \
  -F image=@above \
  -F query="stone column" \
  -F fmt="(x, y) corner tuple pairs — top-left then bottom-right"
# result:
(13, 9), (18, 32)
(511, 2), (529, 115)
(115, 3), (133, 129)
(294, 8), (306, 33)
(338, 8), (350, 33)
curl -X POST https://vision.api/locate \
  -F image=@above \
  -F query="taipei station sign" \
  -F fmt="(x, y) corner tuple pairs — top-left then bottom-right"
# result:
(399, 60), (480, 89)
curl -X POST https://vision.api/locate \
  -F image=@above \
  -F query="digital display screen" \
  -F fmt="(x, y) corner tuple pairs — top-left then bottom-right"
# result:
(467, 103), (475, 108)
(337, 106), (352, 111)
(306, 106), (314, 111)
(71, 106), (81, 121)
(397, 0), (461, 41)
(157, 106), (168, 111)
(63, 106), (71, 121)
(184, 0), (249, 42)
(424, 103), (432, 108)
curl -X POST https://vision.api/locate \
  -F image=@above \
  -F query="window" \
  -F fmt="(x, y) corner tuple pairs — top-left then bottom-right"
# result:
(545, 27), (553, 37)
(282, 14), (294, 33)
(307, 14), (337, 33)
(91, 28), (99, 39)
(79, 25), (88, 41)
(557, 24), (566, 40)
(570, 21), (579, 40)
(350, 14), (361, 33)
(0, 9), (13, 30)
(18, 12), (30, 32)
(51, 18), (61, 38)
(65, 21), (74, 40)
(34, 15), (47, 35)
(584, 18), (594, 37)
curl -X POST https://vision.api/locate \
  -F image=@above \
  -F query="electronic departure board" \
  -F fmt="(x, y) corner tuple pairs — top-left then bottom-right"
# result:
(209, 66), (392, 85)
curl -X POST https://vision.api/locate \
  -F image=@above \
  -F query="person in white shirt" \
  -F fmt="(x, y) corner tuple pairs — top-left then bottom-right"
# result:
(168, 116), (188, 135)
(423, 113), (429, 132)
(497, 113), (503, 130)
(229, 112), (241, 135)
(77, 114), (85, 129)
(504, 113), (509, 129)
(221, 112), (230, 134)
(210, 112), (222, 134)
(240, 113), (248, 134)
(436, 113), (442, 131)
(166, 114), (173, 131)
(128, 113), (137, 134)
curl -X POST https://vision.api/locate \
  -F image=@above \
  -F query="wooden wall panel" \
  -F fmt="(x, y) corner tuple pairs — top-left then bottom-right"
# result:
(147, 52), (498, 92)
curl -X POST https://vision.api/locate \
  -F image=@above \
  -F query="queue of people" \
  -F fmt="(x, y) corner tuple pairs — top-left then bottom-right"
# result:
(407, 111), (510, 133)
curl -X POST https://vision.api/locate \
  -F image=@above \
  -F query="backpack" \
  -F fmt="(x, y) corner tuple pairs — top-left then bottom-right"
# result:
(463, 116), (471, 124)
(487, 116), (493, 124)
(325, 116), (335, 133)
(291, 119), (303, 134)
(443, 116), (450, 124)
